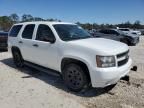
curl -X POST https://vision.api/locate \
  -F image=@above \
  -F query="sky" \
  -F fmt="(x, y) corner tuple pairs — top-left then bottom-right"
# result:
(0, 0), (144, 24)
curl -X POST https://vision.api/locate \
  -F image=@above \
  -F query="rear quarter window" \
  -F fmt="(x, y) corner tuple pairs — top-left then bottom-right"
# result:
(9, 25), (22, 37)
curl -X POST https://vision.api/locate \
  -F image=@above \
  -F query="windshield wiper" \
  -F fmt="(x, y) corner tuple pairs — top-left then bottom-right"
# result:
(65, 36), (92, 41)
(73, 36), (92, 40)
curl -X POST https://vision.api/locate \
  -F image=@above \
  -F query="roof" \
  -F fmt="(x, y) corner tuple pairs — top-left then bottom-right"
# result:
(14, 21), (75, 26)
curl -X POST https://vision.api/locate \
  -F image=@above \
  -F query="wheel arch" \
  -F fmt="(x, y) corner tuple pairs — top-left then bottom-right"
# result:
(61, 57), (91, 82)
(11, 46), (23, 58)
(11, 46), (20, 53)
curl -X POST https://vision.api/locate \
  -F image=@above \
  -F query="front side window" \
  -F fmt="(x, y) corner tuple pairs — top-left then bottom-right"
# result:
(53, 24), (91, 41)
(9, 25), (22, 37)
(36, 24), (55, 42)
(22, 24), (35, 39)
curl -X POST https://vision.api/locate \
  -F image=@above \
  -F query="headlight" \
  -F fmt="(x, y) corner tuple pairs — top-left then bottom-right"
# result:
(96, 56), (116, 68)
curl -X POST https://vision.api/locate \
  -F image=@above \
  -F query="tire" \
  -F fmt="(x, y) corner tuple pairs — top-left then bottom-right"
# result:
(62, 63), (89, 92)
(12, 50), (24, 68)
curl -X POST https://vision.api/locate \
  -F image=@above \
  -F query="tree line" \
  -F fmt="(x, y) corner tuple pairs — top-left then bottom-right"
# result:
(0, 13), (61, 31)
(77, 21), (144, 30)
(0, 13), (144, 32)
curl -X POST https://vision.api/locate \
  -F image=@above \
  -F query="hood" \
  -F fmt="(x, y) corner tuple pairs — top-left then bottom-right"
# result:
(68, 38), (129, 55)
(123, 32), (139, 37)
(119, 30), (139, 37)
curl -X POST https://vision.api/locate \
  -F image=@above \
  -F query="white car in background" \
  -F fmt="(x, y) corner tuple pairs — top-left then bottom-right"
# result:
(117, 28), (141, 35)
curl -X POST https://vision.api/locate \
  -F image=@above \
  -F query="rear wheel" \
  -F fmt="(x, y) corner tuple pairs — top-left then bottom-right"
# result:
(62, 63), (89, 92)
(12, 50), (24, 68)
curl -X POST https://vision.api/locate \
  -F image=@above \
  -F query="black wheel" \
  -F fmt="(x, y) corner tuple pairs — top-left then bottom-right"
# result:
(62, 63), (89, 92)
(12, 50), (24, 68)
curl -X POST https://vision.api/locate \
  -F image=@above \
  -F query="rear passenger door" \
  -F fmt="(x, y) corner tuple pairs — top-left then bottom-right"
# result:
(32, 24), (58, 70)
(19, 24), (36, 62)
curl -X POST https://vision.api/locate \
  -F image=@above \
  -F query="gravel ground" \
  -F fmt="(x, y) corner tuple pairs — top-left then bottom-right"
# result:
(0, 36), (144, 108)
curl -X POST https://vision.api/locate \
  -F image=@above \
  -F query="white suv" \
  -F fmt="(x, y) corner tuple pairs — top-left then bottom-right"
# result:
(8, 22), (132, 92)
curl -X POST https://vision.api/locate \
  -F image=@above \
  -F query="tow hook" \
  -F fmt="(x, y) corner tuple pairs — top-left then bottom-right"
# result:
(121, 66), (138, 82)
(121, 75), (130, 82)
(131, 66), (137, 71)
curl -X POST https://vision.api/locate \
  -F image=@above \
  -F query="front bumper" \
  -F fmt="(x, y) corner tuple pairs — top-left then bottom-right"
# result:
(90, 58), (132, 88)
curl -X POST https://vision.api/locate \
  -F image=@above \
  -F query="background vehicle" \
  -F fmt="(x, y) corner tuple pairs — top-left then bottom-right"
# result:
(8, 22), (132, 92)
(89, 29), (97, 36)
(93, 29), (139, 46)
(0, 32), (8, 50)
(92, 29), (125, 43)
(141, 31), (144, 35)
(139, 29), (144, 35)
(118, 28), (141, 35)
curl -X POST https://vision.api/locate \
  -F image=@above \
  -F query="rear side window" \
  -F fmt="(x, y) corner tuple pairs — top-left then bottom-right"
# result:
(22, 24), (35, 39)
(9, 25), (22, 37)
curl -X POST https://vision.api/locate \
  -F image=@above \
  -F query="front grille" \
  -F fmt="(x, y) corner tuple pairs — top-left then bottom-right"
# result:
(117, 50), (129, 67)
(118, 56), (129, 67)
(117, 50), (129, 58)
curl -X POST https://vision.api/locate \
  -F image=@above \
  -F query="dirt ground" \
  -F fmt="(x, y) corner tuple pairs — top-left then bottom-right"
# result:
(0, 36), (144, 108)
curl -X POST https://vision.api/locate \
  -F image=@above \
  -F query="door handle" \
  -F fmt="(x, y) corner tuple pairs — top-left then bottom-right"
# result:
(19, 41), (23, 44)
(33, 44), (39, 47)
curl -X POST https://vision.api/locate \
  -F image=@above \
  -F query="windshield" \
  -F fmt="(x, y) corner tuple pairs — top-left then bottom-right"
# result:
(53, 24), (91, 41)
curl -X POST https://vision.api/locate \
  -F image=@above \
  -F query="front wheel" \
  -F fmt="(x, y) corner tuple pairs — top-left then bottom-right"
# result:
(12, 51), (24, 68)
(62, 63), (89, 92)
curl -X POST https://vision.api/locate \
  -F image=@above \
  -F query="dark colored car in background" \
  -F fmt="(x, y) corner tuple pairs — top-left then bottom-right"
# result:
(92, 29), (139, 46)
(0, 32), (8, 50)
